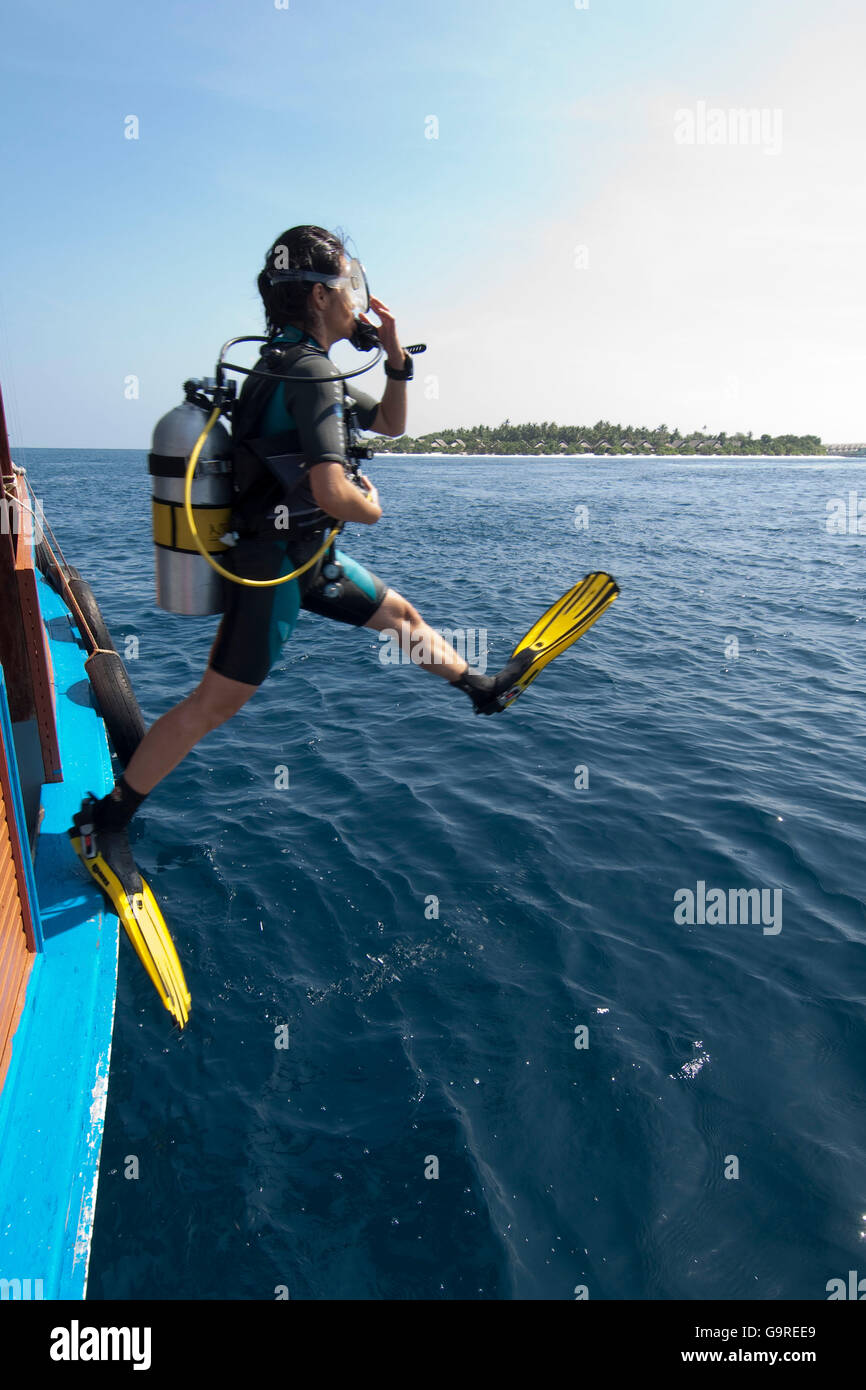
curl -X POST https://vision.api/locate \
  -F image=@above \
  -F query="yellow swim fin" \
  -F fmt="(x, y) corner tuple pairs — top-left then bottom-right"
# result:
(70, 802), (191, 1029)
(498, 572), (620, 708)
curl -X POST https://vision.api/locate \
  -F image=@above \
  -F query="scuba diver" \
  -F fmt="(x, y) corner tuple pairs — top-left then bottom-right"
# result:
(94, 225), (537, 815)
(69, 224), (619, 1027)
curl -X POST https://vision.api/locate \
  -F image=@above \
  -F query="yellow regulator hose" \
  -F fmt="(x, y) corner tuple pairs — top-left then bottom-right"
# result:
(184, 406), (339, 587)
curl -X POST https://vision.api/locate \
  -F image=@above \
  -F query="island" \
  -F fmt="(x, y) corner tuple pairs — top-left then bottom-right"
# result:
(365, 421), (826, 456)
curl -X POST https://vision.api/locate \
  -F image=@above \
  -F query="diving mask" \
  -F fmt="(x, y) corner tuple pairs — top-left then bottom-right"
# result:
(267, 256), (370, 316)
(338, 258), (370, 315)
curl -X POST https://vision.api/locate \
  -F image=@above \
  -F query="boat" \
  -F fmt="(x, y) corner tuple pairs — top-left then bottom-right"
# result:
(0, 384), (145, 1299)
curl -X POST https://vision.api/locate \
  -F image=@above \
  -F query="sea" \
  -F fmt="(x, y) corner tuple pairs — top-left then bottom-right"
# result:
(16, 447), (866, 1300)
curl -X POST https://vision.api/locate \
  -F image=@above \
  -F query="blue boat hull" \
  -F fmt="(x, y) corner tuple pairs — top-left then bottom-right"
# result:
(0, 572), (119, 1299)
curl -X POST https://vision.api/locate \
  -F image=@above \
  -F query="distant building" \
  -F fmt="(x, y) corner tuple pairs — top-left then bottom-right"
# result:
(826, 443), (866, 455)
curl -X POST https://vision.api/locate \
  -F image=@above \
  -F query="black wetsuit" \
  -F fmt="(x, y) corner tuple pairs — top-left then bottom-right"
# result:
(209, 327), (388, 686)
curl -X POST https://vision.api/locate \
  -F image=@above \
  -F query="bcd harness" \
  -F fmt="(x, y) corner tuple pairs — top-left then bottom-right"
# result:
(229, 340), (373, 548)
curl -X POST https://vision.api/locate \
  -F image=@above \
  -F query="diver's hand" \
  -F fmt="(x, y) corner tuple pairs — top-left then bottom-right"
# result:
(364, 296), (403, 366)
(310, 461), (382, 523)
(358, 475), (380, 509)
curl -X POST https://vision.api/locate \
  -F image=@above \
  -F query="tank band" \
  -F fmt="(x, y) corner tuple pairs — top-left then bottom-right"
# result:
(151, 498), (232, 553)
(148, 452), (233, 479)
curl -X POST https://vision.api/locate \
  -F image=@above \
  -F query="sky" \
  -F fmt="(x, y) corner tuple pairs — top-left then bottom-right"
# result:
(0, 0), (864, 448)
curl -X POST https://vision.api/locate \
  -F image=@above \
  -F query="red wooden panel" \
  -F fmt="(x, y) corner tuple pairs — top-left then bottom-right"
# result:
(0, 767), (34, 1096)
(15, 563), (62, 783)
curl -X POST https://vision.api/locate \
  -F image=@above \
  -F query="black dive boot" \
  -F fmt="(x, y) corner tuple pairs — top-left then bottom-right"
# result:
(77, 775), (148, 837)
(450, 650), (534, 715)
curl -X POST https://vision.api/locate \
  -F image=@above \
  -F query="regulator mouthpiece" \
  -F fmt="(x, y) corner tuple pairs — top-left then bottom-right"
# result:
(350, 320), (380, 352)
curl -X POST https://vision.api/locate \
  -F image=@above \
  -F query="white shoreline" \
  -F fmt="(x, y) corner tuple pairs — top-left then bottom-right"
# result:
(372, 451), (847, 461)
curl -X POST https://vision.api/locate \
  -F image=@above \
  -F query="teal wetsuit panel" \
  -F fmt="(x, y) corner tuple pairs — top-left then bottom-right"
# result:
(260, 391), (295, 435)
(258, 324), (379, 444)
(210, 539), (302, 686)
(208, 329), (388, 685)
(267, 553), (302, 670)
(333, 549), (379, 602)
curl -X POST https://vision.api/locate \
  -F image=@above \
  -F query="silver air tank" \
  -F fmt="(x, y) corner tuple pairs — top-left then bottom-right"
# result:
(149, 380), (233, 616)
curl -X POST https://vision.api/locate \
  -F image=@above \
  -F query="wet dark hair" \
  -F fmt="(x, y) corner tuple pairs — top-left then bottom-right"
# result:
(258, 225), (346, 336)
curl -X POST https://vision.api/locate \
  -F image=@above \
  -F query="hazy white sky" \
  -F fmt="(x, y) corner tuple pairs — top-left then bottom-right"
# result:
(1, 0), (863, 447)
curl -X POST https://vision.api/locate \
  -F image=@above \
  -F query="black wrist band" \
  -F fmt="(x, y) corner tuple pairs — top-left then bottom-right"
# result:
(384, 352), (413, 381)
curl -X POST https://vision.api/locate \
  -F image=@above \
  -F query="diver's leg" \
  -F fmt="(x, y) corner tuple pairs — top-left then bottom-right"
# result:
(364, 588), (532, 714)
(301, 554), (529, 715)
(86, 668), (259, 834)
(363, 589), (467, 680)
(90, 541), (298, 830)
(123, 667), (259, 795)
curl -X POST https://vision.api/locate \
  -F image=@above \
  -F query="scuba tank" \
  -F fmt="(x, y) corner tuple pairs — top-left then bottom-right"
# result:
(146, 331), (423, 616)
(149, 380), (234, 616)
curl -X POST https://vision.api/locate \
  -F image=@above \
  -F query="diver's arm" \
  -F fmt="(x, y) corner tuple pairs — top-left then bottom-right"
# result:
(372, 373), (407, 438)
(289, 355), (381, 521)
(359, 296), (408, 437)
(308, 462), (382, 523)
(346, 378), (405, 439)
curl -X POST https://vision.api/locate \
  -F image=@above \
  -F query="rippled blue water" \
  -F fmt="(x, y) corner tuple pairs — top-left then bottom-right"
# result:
(19, 447), (866, 1300)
